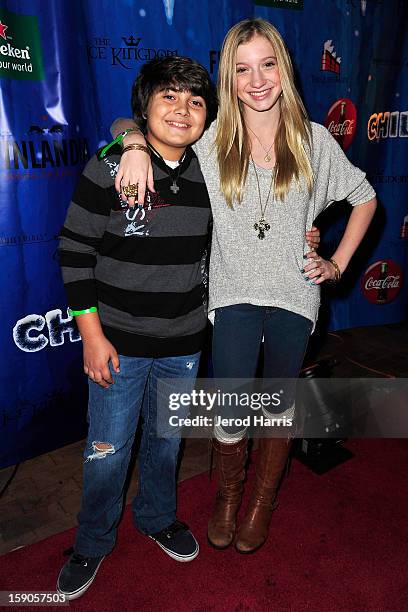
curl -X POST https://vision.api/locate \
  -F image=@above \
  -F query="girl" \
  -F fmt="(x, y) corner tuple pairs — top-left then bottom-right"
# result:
(111, 18), (376, 554)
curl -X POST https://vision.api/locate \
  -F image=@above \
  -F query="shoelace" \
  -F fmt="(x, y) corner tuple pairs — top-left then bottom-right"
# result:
(160, 520), (189, 539)
(70, 554), (89, 566)
(63, 547), (90, 565)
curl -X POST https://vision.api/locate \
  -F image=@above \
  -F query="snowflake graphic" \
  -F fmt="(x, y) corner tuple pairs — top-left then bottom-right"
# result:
(163, 0), (175, 25)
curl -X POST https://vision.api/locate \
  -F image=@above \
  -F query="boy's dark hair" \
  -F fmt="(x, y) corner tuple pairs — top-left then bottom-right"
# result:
(131, 56), (218, 133)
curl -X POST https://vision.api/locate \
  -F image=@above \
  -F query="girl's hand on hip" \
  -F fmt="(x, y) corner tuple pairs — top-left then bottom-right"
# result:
(302, 255), (337, 285)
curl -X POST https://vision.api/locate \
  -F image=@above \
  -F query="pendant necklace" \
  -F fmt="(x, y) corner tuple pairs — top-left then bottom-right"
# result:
(169, 176), (181, 194)
(146, 141), (184, 194)
(251, 155), (276, 240)
(247, 125), (275, 163)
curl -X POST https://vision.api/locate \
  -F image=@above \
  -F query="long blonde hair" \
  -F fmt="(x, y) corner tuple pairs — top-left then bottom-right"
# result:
(215, 18), (314, 207)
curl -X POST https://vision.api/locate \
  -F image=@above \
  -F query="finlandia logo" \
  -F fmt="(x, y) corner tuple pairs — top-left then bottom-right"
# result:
(321, 40), (341, 74)
(0, 123), (90, 174)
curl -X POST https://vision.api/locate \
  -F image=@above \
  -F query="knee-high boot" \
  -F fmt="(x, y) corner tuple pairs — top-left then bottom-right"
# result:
(207, 437), (248, 549)
(235, 437), (292, 554)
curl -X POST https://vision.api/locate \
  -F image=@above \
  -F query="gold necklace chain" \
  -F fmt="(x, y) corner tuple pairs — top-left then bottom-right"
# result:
(251, 155), (276, 240)
(247, 125), (275, 162)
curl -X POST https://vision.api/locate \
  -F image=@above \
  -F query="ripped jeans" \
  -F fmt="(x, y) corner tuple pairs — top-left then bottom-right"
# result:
(74, 352), (200, 557)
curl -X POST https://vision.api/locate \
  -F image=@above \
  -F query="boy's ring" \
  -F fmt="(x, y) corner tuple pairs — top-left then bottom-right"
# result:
(122, 183), (138, 198)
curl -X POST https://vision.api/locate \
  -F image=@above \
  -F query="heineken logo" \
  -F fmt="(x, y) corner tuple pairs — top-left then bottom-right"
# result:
(0, 20), (8, 40)
(1, 41), (31, 60)
(0, 9), (44, 81)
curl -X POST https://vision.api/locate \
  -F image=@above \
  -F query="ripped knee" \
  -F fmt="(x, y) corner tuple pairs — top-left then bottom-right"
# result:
(85, 441), (115, 462)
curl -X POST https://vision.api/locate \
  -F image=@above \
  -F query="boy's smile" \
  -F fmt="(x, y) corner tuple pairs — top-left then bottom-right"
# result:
(146, 88), (207, 160)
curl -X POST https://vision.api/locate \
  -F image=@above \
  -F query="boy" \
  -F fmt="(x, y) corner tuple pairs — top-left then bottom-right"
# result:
(57, 56), (217, 600)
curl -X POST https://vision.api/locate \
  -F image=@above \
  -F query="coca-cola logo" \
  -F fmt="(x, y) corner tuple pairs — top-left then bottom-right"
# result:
(327, 120), (354, 136)
(361, 259), (403, 305)
(325, 98), (357, 150)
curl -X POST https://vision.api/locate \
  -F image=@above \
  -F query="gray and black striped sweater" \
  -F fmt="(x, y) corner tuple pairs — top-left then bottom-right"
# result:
(59, 144), (212, 357)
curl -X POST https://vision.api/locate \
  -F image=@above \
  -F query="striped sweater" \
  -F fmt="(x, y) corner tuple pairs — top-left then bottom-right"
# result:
(59, 144), (212, 357)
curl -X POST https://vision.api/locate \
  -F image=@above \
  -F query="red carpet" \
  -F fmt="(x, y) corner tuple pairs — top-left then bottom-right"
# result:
(1, 439), (407, 611)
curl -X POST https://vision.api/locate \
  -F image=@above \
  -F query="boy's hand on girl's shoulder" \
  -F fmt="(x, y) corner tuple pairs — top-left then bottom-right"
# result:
(114, 133), (155, 208)
(83, 336), (120, 389)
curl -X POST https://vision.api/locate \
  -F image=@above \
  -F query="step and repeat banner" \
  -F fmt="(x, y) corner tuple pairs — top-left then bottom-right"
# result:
(1, 0), (407, 466)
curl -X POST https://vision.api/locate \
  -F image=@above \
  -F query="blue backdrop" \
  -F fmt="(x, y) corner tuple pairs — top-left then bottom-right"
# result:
(1, 0), (407, 467)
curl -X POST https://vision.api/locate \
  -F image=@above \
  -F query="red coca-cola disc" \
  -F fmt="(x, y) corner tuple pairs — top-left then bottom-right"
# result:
(325, 98), (357, 150)
(361, 259), (403, 305)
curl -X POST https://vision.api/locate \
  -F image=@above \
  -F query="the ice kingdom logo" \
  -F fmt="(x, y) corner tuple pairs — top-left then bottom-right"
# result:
(87, 34), (177, 69)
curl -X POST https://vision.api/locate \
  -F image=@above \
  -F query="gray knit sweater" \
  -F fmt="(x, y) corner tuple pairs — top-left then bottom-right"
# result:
(194, 121), (376, 330)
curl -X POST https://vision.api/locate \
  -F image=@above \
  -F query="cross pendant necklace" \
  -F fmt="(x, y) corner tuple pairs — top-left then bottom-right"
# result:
(251, 155), (276, 240)
(254, 217), (271, 240)
(146, 140), (184, 194)
(166, 165), (182, 194)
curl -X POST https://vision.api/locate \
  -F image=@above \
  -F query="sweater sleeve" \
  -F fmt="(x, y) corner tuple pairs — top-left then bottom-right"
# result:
(313, 124), (376, 212)
(58, 154), (112, 310)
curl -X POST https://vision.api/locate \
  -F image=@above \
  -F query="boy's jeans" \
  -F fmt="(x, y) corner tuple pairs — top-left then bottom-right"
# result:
(74, 352), (200, 557)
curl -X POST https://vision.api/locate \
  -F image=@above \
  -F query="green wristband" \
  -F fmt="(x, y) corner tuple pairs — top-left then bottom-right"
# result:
(68, 307), (98, 316)
(98, 129), (138, 159)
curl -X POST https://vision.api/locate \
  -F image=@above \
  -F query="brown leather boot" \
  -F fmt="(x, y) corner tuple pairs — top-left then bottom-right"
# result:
(235, 437), (292, 554)
(207, 437), (248, 549)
